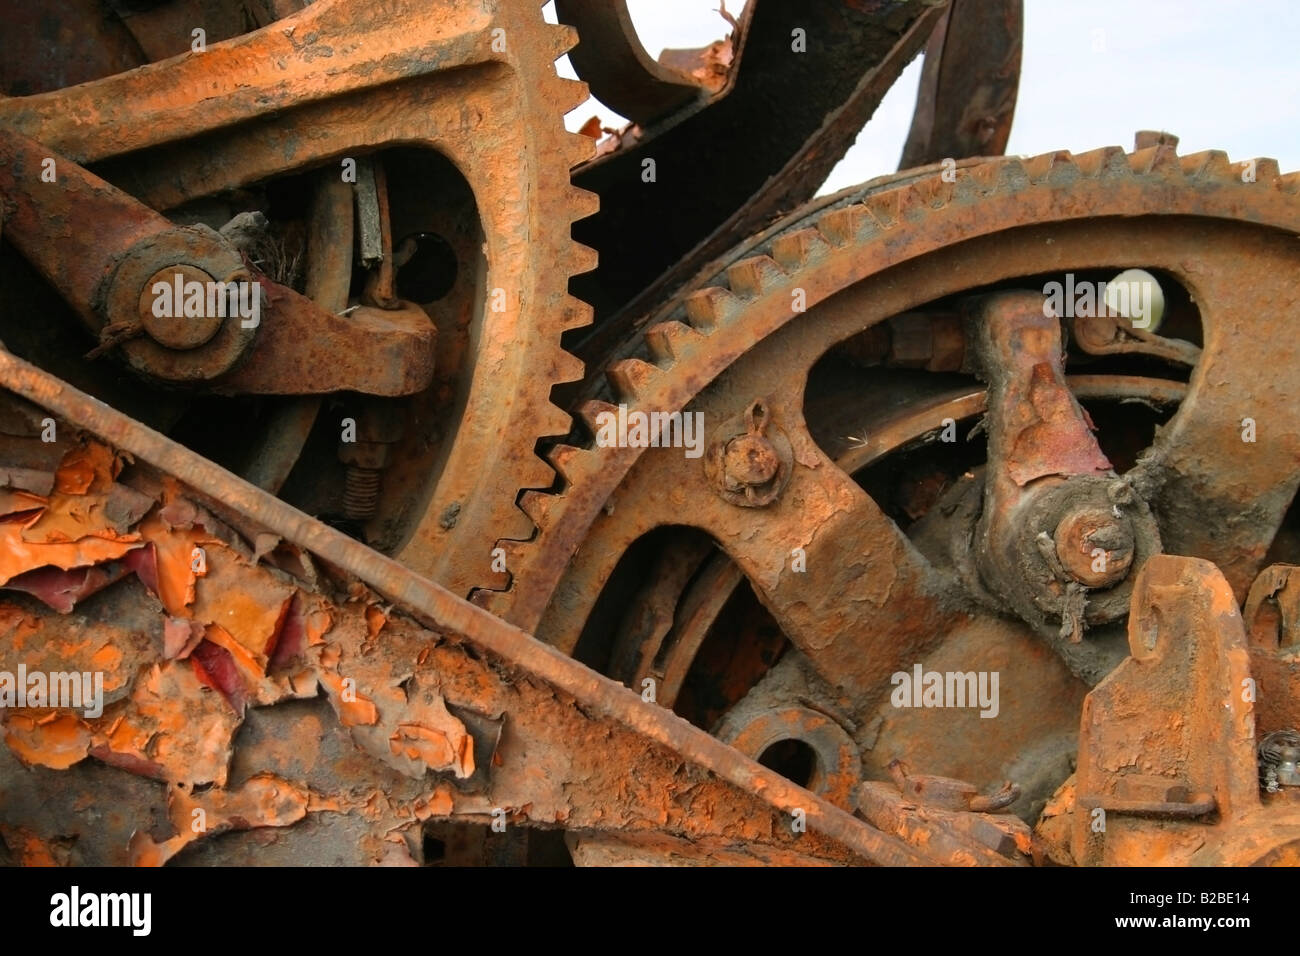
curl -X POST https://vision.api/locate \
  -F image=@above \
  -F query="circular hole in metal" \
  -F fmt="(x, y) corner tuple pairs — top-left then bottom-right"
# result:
(757, 737), (819, 789)
(395, 232), (457, 303)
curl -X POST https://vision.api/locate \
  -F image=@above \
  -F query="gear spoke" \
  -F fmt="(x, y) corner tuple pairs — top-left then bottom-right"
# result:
(701, 398), (965, 701)
(1129, 225), (1300, 598)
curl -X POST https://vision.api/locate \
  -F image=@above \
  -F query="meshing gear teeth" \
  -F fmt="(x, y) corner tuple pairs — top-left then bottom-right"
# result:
(435, 5), (603, 598)
(479, 143), (1300, 630)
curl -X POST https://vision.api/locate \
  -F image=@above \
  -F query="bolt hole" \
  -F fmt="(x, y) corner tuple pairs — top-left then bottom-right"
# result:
(395, 232), (457, 303)
(758, 738), (819, 789)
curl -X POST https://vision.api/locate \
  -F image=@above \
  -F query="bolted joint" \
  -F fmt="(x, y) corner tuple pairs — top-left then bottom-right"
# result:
(100, 225), (258, 382)
(1053, 506), (1135, 588)
(977, 475), (1162, 638)
(138, 264), (226, 350)
(704, 399), (793, 508)
(336, 398), (407, 522)
(721, 433), (780, 489)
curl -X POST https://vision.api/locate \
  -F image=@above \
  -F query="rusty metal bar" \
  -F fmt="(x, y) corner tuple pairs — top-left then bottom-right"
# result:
(0, 347), (943, 867)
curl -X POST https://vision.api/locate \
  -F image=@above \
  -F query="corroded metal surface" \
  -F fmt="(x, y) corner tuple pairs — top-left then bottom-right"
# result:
(1, 0), (1297, 869)
(1038, 555), (1300, 866)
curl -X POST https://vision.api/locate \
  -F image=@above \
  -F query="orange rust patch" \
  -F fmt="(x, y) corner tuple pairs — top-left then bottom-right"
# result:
(52, 442), (119, 496)
(191, 550), (293, 657)
(0, 825), (61, 866)
(390, 702), (474, 778)
(136, 512), (214, 614)
(96, 660), (241, 785)
(129, 773), (312, 867)
(2, 713), (92, 770)
(364, 603), (386, 640)
(0, 514), (141, 587)
(0, 488), (45, 518)
(319, 669), (378, 727)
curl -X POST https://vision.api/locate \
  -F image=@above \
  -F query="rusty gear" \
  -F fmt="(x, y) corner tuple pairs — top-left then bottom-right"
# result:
(2, 0), (1300, 872)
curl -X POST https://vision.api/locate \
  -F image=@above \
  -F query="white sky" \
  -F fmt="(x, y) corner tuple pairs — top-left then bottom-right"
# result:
(546, 0), (1300, 195)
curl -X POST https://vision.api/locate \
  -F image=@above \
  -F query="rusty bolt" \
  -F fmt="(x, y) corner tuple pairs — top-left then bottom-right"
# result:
(705, 400), (792, 508)
(721, 433), (780, 490)
(138, 265), (225, 350)
(1054, 506), (1135, 588)
(337, 400), (407, 522)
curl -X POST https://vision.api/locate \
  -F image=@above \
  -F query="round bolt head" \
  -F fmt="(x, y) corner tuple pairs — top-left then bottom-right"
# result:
(139, 265), (224, 350)
(722, 434), (780, 489)
(1055, 507), (1135, 588)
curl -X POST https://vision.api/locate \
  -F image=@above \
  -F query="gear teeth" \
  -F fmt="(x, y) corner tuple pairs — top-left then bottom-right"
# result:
(1179, 150), (1234, 181)
(607, 358), (659, 401)
(645, 320), (705, 364)
(770, 227), (829, 270)
(818, 204), (875, 244)
(1246, 157), (1281, 185)
(1127, 145), (1183, 179)
(1025, 150), (1082, 186)
(484, 538), (533, 590)
(566, 184), (600, 220)
(519, 489), (557, 528)
(470, 588), (502, 611)
(563, 131), (597, 171)
(966, 156), (1028, 196)
(683, 286), (740, 330)
(726, 255), (785, 297)
(552, 76), (589, 115)
(567, 239), (599, 276)
(965, 159), (1004, 196)
(546, 443), (585, 482)
(514, 454), (557, 493)
(560, 294), (593, 332)
(861, 191), (905, 230)
(479, 567), (510, 591)
(537, 400), (573, 438)
(908, 175), (954, 210)
(549, 348), (585, 385)
(578, 399), (618, 434)
(547, 22), (580, 58)
(1073, 146), (1130, 179)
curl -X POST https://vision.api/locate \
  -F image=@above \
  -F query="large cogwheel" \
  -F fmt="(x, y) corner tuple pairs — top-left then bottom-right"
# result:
(480, 143), (1300, 854)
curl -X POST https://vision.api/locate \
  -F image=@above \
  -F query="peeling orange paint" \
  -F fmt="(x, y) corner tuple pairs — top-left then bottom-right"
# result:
(3, 713), (92, 769)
